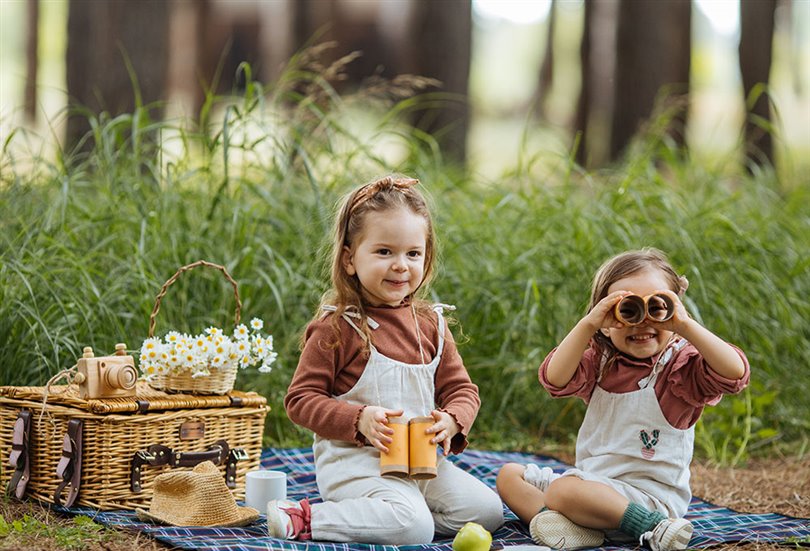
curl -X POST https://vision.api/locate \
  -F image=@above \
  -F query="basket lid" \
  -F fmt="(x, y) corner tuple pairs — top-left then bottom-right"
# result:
(0, 381), (266, 413)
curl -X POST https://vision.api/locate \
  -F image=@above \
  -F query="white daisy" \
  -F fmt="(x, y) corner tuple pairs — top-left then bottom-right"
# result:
(258, 363), (273, 373)
(234, 324), (249, 340)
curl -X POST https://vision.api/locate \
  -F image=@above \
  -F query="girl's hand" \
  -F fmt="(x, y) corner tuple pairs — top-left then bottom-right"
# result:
(545, 291), (631, 388)
(585, 291), (633, 331)
(358, 406), (404, 453)
(427, 410), (460, 456)
(648, 289), (690, 333)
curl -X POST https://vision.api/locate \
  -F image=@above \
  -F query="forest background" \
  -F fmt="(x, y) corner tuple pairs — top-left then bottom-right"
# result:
(1, 0), (809, 468)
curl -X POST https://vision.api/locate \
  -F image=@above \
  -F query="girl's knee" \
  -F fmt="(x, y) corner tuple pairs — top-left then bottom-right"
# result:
(476, 493), (505, 533)
(544, 476), (577, 512)
(397, 508), (435, 544)
(496, 462), (525, 492)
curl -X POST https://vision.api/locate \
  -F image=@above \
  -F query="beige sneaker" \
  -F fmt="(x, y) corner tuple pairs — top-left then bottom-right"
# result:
(641, 518), (693, 551)
(267, 498), (312, 540)
(529, 510), (605, 550)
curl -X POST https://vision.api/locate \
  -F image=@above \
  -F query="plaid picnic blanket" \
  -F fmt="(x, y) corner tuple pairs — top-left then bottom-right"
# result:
(61, 447), (810, 551)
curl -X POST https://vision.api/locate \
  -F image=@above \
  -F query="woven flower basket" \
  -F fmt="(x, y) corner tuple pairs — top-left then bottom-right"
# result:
(147, 260), (243, 395)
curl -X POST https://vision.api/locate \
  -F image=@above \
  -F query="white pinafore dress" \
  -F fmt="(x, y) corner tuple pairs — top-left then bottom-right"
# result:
(308, 305), (503, 544)
(563, 338), (694, 518)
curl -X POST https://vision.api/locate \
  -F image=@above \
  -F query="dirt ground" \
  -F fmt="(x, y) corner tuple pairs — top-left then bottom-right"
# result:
(1, 456), (808, 551)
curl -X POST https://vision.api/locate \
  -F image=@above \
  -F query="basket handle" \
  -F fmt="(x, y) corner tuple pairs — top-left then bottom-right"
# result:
(130, 440), (246, 492)
(148, 260), (242, 338)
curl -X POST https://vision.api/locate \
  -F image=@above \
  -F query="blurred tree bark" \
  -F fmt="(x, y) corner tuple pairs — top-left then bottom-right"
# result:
(536, 0), (556, 120)
(288, 0), (471, 165)
(293, 0), (326, 49)
(24, 0), (39, 122)
(65, 0), (170, 151)
(166, 0), (210, 118)
(574, 0), (620, 168)
(408, 0), (472, 165)
(610, 0), (691, 162)
(739, 0), (777, 167)
(574, 0), (593, 166)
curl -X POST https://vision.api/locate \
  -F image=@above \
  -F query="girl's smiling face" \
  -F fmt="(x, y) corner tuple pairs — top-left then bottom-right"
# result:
(605, 268), (676, 360)
(342, 207), (428, 307)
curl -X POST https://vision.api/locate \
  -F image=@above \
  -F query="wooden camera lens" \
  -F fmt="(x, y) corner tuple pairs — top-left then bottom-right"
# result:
(102, 361), (138, 390)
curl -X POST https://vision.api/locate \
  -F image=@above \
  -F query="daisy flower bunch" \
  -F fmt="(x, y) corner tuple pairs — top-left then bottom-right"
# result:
(139, 317), (277, 380)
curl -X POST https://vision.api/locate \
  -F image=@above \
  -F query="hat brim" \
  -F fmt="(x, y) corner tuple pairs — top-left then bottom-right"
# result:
(136, 505), (260, 527)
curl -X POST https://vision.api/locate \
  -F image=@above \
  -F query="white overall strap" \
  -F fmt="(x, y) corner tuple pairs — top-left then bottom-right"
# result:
(596, 350), (610, 383)
(431, 303), (453, 357)
(645, 337), (688, 387)
(320, 305), (379, 340)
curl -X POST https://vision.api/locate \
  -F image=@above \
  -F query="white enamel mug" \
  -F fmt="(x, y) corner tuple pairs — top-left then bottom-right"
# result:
(244, 469), (287, 510)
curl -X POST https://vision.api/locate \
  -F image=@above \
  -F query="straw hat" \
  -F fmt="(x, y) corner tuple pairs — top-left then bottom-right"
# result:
(136, 461), (259, 526)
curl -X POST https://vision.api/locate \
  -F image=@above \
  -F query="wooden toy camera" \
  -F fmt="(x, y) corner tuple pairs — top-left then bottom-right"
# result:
(76, 343), (138, 399)
(614, 293), (675, 326)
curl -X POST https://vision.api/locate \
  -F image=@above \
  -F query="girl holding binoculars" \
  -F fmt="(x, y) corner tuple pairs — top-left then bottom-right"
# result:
(272, 176), (503, 543)
(497, 248), (749, 551)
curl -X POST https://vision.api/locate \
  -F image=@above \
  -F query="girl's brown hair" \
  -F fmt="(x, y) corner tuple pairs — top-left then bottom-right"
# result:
(589, 248), (687, 364)
(308, 175), (437, 350)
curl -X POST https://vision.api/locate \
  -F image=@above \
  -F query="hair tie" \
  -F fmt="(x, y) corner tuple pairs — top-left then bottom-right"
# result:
(348, 177), (420, 214)
(677, 275), (689, 295)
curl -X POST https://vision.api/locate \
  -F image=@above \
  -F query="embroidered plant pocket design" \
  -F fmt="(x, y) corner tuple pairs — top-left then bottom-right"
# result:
(639, 429), (660, 459)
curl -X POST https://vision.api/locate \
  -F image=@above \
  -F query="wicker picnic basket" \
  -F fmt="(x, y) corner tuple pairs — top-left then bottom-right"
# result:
(147, 260), (243, 395)
(0, 381), (267, 510)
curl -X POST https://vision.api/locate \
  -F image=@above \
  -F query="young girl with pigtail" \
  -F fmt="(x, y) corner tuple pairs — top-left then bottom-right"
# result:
(497, 248), (749, 551)
(270, 175), (504, 543)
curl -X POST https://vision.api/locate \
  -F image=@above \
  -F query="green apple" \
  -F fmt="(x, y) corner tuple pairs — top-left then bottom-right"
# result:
(452, 522), (492, 551)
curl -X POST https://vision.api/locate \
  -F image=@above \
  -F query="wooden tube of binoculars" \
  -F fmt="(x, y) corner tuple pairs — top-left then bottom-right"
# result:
(379, 416), (437, 479)
(614, 293), (675, 325)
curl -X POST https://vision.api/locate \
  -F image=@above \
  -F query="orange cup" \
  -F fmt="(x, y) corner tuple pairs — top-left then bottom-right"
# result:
(408, 416), (437, 480)
(380, 417), (409, 478)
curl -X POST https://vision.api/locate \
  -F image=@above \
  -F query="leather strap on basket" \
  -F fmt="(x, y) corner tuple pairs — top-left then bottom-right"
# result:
(148, 260), (242, 338)
(6, 410), (32, 499)
(130, 439), (246, 492)
(54, 419), (83, 507)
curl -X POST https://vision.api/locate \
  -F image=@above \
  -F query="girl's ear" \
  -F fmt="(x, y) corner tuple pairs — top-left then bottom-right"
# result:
(600, 328), (611, 337)
(342, 246), (356, 276)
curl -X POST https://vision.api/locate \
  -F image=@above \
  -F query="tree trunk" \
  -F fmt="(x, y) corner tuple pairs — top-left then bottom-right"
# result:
(292, 0), (338, 52)
(739, 0), (776, 166)
(574, 0), (593, 167)
(537, 0), (556, 119)
(65, 0), (170, 151)
(407, 0), (472, 165)
(167, 0), (210, 118)
(24, 0), (39, 122)
(610, 0), (691, 162)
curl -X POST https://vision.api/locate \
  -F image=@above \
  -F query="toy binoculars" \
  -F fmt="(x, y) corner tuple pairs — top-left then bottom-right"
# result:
(379, 416), (437, 480)
(613, 293), (675, 325)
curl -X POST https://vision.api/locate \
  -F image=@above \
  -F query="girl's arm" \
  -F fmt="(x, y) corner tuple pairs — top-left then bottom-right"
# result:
(433, 325), (480, 454)
(546, 291), (630, 388)
(285, 319), (369, 444)
(678, 319), (746, 379)
(657, 290), (746, 380)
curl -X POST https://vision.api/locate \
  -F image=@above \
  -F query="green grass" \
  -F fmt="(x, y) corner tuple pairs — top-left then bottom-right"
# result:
(1, 56), (808, 465)
(0, 509), (109, 550)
